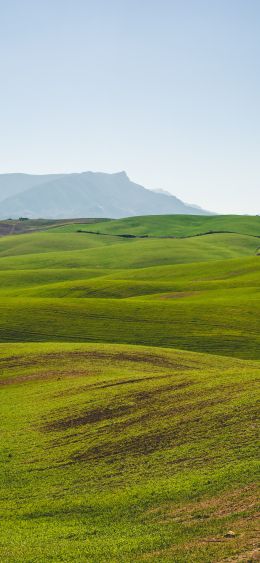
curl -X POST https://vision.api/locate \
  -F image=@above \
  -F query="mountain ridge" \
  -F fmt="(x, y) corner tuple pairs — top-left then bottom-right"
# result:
(0, 171), (212, 218)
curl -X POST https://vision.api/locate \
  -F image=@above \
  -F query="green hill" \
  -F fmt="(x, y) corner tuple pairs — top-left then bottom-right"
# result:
(0, 217), (259, 562)
(0, 288), (259, 358)
(54, 214), (260, 237)
(0, 231), (121, 258)
(0, 218), (104, 237)
(1, 342), (259, 562)
(0, 232), (258, 270)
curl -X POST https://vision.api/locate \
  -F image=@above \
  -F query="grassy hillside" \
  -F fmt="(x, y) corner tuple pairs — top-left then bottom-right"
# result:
(54, 214), (260, 237)
(1, 256), (259, 296)
(0, 217), (259, 562)
(0, 232), (258, 270)
(6, 258), (260, 301)
(0, 231), (259, 358)
(0, 218), (106, 237)
(1, 342), (259, 563)
(0, 290), (259, 358)
(0, 231), (122, 258)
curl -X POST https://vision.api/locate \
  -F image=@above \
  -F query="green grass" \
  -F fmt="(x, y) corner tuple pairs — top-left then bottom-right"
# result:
(0, 342), (259, 562)
(0, 216), (259, 562)
(0, 231), (259, 360)
(1, 255), (259, 296)
(0, 231), (122, 258)
(0, 232), (258, 271)
(55, 214), (260, 237)
(0, 291), (259, 358)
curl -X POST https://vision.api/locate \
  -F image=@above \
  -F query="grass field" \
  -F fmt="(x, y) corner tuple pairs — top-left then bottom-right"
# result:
(53, 214), (260, 238)
(1, 343), (259, 562)
(0, 215), (259, 562)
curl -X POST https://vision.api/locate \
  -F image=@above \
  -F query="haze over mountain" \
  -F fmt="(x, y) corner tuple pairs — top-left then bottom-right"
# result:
(0, 172), (211, 219)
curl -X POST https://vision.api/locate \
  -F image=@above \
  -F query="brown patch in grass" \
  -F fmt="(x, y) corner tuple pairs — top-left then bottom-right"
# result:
(0, 355), (45, 370)
(79, 349), (197, 370)
(49, 385), (244, 458)
(221, 547), (260, 561)
(153, 484), (259, 524)
(45, 404), (131, 431)
(0, 368), (93, 386)
(53, 374), (195, 399)
(0, 348), (198, 386)
(69, 419), (207, 463)
(45, 380), (194, 438)
(77, 404), (254, 466)
(142, 486), (259, 561)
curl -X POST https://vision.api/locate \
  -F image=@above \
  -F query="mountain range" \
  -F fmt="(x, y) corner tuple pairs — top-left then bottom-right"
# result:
(0, 171), (211, 219)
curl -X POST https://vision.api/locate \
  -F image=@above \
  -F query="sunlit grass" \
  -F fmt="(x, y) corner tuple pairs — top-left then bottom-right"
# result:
(0, 217), (259, 562)
(1, 342), (259, 562)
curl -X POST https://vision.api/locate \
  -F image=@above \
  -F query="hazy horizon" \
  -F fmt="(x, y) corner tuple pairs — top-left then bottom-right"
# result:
(1, 0), (259, 215)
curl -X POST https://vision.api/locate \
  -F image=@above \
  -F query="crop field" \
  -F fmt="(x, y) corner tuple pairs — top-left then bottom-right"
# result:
(0, 215), (259, 562)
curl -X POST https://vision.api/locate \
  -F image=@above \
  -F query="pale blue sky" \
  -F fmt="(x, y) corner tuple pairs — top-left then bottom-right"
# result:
(0, 0), (259, 213)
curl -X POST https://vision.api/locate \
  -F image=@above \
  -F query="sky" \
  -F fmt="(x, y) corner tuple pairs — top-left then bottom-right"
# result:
(0, 0), (259, 214)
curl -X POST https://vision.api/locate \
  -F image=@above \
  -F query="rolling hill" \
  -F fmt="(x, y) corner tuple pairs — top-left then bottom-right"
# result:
(0, 171), (211, 219)
(1, 342), (259, 562)
(68, 214), (260, 237)
(0, 222), (259, 358)
(0, 214), (259, 562)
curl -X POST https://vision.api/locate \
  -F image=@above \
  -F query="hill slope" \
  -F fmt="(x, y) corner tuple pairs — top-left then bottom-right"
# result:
(74, 214), (260, 237)
(0, 342), (259, 562)
(0, 217), (259, 562)
(0, 230), (259, 358)
(0, 171), (211, 219)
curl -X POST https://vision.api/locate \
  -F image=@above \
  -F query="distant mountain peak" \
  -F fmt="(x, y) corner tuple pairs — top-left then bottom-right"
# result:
(0, 171), (212, 219)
